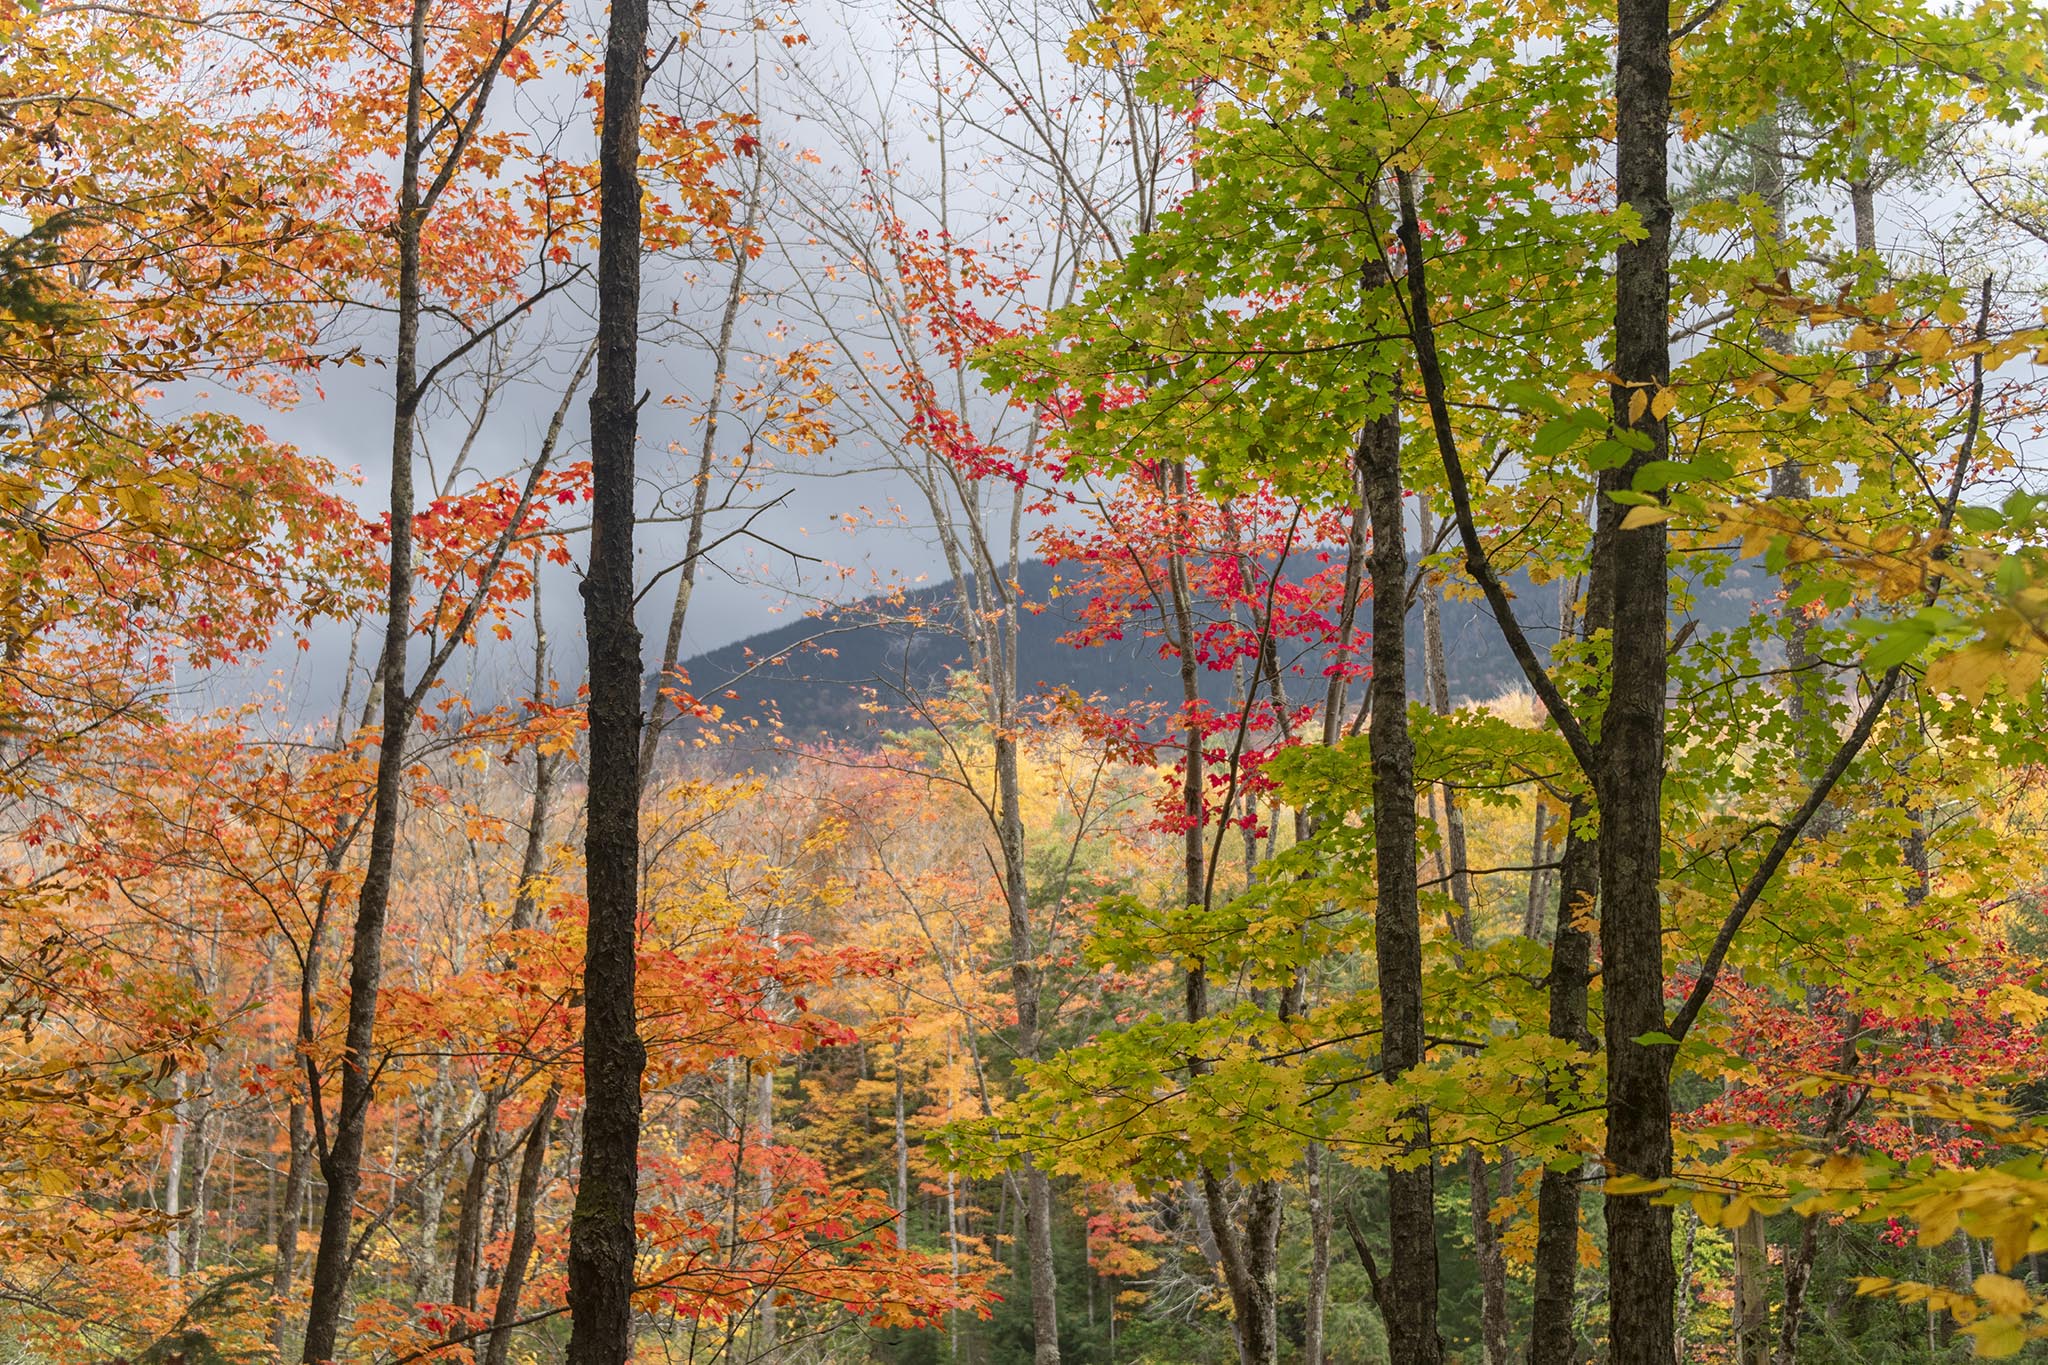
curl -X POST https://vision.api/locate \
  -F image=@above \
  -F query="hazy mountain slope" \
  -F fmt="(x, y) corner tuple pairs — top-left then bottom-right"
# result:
(676, 557), (1769, 742)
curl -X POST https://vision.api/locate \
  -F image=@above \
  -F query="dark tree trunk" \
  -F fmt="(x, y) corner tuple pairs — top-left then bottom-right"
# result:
(274, 1093), (309, 1354)
(487, 1085), (560, 1365)
(1161, 464), (1279, 1365)
(1529, 800), (1599, 1365)
(1358, 404), (1443, 1365)
(1530, 560), (1606, 1365)
(565, 0), (650, 1356)
(1469, 1152), (1514, 1365)
(276, 884), (337, 1356)
(449, 1093), (499, 1313)
(1200, 1172), (1282, 1365)
(1600, 0), (1676, 1356)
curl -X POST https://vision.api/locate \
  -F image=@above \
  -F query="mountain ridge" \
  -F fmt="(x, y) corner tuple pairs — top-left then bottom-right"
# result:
(674, 556), (1768, 742)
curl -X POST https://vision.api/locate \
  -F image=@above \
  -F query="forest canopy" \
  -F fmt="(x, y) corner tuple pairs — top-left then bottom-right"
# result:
(7, 0), (2048, 1360)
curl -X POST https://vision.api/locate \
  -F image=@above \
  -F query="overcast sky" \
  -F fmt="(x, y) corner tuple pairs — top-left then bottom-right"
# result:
(192, 0), (1046, 723)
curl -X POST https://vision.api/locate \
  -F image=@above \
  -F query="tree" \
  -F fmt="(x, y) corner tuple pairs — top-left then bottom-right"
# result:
(565, 0), (651, 1352)
(780, 23), (1184, 1350)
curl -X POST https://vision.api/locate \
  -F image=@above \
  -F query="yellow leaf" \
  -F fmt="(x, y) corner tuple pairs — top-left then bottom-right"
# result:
(1650, 388), (1677, 420)
(1919, 1197), (1964, 1246)
(1628, 388), (1649, 424)
(1620, 504), (1673, 530)
(1820, 1154), (1865, 1184)
(1986, 983), (2048, 1029)
(1974, 1274), (2032, 1316)
(1916, 329), (1954, 362)
(1926, 641), (2045, 702)
(1968, 1316), (2029, 1358)
(1990, 1214), (2036, 1275)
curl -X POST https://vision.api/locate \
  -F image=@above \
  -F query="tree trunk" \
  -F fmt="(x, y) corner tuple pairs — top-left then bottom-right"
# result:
(1600, 0), (1677, 1355)
(1418, 554), (1474, 944)
(1733, 1213), (1771, 1365)
(1187, 1177), (1227, 1284)
(1163, 465), (1279, 1365)
(1775, 1012), (1861, 1365)
(486, 1084), (560, 1365)
(300, 5), (431, 1353)
(1358, 403), (1443, 1365)
(278, 873), (340, 1353)
(1469, 1152), (1514, 1365)
(1523, 799), (1551, 940)
(274, 1090), (310, 1353)
(755, 1062), (781, 1364)
(1675, 1206), (1699, 1363)
(997, 724), (1063, 1365)
(184, 1073), (215, 1275)
(166, 1070), (188, 1281)
(450, 1092), (498, 1313)
(947, 1176), (960, 1361)
(1728, 237), (1811, 1354)
(564, 0), (650, 1354)
(640, 149), (765, 779)
(1198, 1171), (1281, 1365)
(1528, 801), (1599, 1365)
(894, 1028), (910, 1248)
(1305, 1144), (1331, 1365)
(1529, 555), (1605, 1365)
(410, 1060), (453, 1300)
(1419, 512), (1507, 1365)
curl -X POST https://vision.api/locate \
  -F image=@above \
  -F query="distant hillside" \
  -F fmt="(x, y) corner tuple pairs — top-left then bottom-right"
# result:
(675, 557), (1770, 743)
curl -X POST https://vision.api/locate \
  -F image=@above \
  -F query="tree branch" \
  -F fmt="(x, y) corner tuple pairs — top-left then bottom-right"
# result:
(1668, 275), (1992, 1040)
(1386, 166), (1599, 777)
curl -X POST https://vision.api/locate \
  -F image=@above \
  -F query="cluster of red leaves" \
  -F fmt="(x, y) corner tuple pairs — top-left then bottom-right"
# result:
(1687, 946), (2048, 1166)
(868, 210), (1049, 486)
(1037, 477), (1363, 835)
(408, 460), (592, 642)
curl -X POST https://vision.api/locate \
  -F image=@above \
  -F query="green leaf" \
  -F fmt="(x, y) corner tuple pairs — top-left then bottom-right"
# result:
(1958, 504), (2006, 535)
(1629, 459), (1690, 493)
(1532, 417), (1582, 457)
